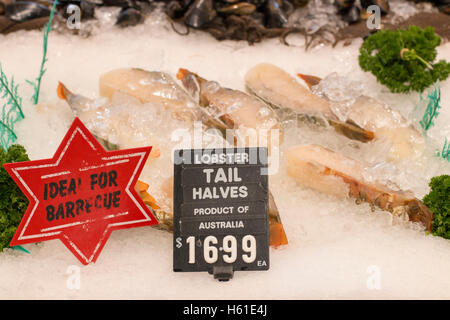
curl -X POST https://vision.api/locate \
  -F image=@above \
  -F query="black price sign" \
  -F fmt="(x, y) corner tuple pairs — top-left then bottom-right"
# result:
(173, 148), (270, 280)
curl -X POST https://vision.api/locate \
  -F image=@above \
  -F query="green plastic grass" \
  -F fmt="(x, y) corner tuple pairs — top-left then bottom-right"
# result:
(27, 0), (57, 105)
(419, 86), (441, 133)
(0, 65), (24, 151)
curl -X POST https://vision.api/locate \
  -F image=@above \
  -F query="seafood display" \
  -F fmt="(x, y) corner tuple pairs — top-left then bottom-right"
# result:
(245, 63), (425, 159)
(286, 144), (433, 230)
(1, 0), (450, 294)
(53, 61), (442, 246)
(1, 0), (450, 297)
(0, 0), (448, 46)
(57, 67), (288, 247)
(51, 57), (446, 261)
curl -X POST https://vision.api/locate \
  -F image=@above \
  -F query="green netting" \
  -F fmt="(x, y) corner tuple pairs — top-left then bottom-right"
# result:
(419, 85), (441, 133)
(0, 65), (24, 151)
(417, 85), (450, 163)
(27, 0), (57, 105)
(438, 138), (450, 162)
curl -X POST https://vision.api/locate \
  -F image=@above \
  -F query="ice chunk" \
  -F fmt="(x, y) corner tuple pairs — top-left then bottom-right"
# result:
(312, 72), (364, 122)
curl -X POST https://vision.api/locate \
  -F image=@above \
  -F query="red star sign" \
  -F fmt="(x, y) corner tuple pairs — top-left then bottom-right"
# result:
(4, 118), (158, 265)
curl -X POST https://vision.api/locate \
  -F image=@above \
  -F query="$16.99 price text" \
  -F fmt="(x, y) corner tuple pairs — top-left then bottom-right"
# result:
(178, 235), (257, 264)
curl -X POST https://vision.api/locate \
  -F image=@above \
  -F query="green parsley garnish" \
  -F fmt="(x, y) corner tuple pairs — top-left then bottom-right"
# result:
(359, 26), (450, 93)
